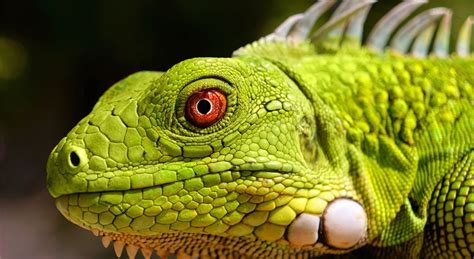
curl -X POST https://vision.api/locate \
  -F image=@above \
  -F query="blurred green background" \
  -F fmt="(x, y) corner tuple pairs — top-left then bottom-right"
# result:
(0, 0), (472, 258)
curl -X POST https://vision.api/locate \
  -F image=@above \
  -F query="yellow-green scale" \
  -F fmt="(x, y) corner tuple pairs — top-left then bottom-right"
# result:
(272, 49), (473, 252)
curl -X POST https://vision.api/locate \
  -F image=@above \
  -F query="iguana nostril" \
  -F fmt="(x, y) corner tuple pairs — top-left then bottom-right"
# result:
(62, 145), (87, 171)
(69, 151), (80, 167)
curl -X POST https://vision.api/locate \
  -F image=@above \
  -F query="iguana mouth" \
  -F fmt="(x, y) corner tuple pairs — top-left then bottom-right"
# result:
(56, 186), (368, 259)
(81, 230), (333, 259)
(50, 139), (369, 258)
(47, 139), (306, 198)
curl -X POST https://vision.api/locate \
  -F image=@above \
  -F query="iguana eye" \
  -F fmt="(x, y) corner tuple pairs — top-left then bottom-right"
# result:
(185, 89), (227, 128)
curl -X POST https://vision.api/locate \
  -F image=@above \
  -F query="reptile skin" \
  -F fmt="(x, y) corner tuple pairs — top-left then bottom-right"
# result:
(46, 1), (473, 258)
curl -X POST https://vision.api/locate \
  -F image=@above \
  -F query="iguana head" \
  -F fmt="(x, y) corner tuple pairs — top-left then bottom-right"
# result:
(48, 0), (468, 256)
(47, 55), (368, 257)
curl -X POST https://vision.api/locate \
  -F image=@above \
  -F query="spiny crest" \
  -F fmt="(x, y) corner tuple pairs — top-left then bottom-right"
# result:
(235, 0), (473, 58)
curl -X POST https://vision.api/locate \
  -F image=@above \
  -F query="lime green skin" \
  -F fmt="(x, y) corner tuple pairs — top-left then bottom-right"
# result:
(47, 41), (473, 257)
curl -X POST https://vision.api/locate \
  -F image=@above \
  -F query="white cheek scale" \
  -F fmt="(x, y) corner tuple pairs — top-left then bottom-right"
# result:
(287, 198), (367, 249)
(323, 198), (367, 249)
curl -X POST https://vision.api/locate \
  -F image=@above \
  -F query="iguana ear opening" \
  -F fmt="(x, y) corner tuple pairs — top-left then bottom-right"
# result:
(347, 138), (418, 242)
(303, 88), (417, 245)
(291, 78), (419, 243)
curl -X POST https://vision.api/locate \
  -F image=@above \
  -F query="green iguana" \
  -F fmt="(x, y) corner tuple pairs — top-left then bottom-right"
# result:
(46, 0), (473, 258)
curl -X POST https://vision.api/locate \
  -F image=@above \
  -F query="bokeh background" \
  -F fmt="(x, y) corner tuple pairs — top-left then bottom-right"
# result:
(0, 0), (472, 258)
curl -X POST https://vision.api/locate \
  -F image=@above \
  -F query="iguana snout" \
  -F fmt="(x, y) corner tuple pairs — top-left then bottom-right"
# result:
(46, 139), (90, 198)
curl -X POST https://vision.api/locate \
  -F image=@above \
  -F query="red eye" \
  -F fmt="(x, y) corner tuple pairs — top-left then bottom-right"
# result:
(185, 89), (227, 128)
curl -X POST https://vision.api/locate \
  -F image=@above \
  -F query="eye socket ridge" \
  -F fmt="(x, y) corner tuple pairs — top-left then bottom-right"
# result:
(185, 88), (227, 128)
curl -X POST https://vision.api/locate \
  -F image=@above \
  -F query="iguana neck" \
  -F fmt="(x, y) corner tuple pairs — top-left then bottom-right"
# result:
(254, 50), (473, 242)
(270, 51), (472, 155)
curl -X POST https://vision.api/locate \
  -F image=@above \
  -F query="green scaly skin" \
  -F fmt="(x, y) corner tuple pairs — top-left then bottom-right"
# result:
(47, 22), (473, 259)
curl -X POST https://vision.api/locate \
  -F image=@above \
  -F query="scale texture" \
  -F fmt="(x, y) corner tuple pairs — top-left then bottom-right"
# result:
(47, 1), (473, 258)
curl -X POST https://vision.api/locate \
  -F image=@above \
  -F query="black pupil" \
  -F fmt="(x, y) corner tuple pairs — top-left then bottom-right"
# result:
(197, 99), (212, 114)
(70, 151), (80, 167)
